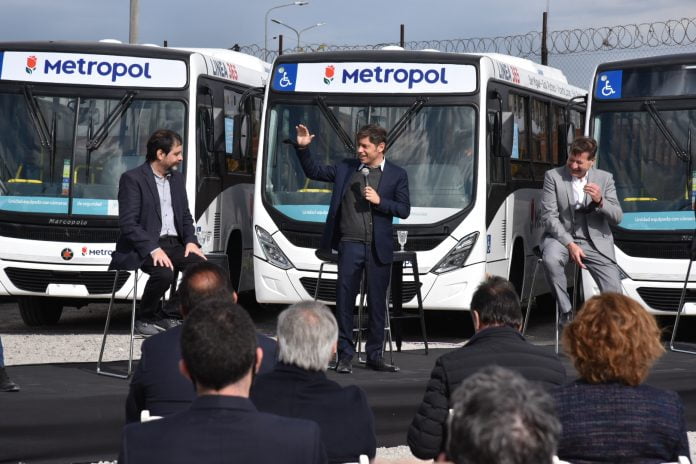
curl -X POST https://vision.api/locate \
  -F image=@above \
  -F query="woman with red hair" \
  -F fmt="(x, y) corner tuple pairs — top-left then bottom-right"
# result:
(554, 293), (689, 463)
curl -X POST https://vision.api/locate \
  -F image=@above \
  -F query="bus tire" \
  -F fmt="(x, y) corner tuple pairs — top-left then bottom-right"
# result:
(509, 240), (525, 299)
(18, 297), (63, 326)
(226, 230), (243, 292)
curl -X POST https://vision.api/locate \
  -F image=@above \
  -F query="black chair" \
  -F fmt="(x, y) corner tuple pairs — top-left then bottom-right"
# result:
(96, 267), (145, 379)
(669, 237), (696, 355)
(522, 246), (578, 354)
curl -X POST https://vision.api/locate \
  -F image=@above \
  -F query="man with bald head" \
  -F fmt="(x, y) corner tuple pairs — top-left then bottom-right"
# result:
(125, 261), (277, 422)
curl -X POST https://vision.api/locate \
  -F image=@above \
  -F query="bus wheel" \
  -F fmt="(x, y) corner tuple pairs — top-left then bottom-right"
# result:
(18, 297), (63, 326)
(509, 241), (525, 299)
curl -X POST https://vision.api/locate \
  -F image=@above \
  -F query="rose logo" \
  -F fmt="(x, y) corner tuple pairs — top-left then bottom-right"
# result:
(82, 246), (88, 256)
(323, 65), (335, 85)
(26, 55), (37, 74)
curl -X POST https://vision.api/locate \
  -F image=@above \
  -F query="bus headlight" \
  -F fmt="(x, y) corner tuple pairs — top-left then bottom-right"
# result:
(255, 226), (293, 270)
(431, 232), (479, 275)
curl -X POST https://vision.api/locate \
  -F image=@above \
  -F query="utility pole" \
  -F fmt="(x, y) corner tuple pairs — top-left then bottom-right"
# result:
(541, 11), (548, 65)
(400, 24), (405, 48)
(129, 0), (139, 44)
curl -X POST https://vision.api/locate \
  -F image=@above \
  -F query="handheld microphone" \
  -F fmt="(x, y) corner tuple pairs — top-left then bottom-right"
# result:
(361, 167), (370, 188)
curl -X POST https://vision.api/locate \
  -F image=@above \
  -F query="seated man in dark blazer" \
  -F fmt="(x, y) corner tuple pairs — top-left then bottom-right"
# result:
(110, 129), (206, 336)
(407, 276), (566, 460)
(251, 301), (376, 463)
(120, 299), (326, 464)
(125, 261), (277, 423)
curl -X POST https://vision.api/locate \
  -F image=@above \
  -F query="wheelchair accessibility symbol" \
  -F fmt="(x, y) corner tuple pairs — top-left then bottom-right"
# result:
(600, 75), (615, 97)
(273, 65), (298, 91)
(278, 71), (292, 88)
(596, 70), (622, 99)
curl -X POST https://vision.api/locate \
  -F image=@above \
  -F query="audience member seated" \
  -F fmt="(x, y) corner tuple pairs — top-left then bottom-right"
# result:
(554, 293), (690, 463)
(119, 299), (326, 463)
(125, 261), (277, 423)
(444, 366), (561, 464)
(251, 301), (376, 463)
(407, 276), (566, 460)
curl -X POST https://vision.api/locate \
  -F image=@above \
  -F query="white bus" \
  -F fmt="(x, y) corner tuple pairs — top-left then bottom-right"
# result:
(253, 50), (585, 311)
(0, 41), (268, 325)
(588, 53), (696, 314)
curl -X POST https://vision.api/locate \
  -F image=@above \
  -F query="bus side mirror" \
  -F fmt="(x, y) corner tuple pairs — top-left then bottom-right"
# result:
(198, 108), (215, 153)
(558, 123), (576, 165)
(496, 111), (514, 158)
(231, 113), (248, 160)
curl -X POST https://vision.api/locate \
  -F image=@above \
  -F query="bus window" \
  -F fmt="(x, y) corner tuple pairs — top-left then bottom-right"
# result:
(509, 93), (532, 180)
(531, 98), (549, 179)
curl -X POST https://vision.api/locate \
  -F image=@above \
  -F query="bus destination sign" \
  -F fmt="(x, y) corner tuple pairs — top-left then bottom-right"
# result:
(0, 51), (187, 88)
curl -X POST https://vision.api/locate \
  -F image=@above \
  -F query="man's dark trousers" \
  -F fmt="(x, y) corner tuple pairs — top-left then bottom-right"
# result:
(336, 241), (391, 363)
(139, 236), (204, 320)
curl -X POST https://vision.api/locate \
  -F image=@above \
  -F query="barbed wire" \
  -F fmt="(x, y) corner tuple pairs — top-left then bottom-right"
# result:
(240, 17), (696, 61)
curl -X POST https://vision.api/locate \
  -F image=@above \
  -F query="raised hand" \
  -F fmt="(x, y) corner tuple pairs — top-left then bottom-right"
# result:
(296, 124), (315, 148)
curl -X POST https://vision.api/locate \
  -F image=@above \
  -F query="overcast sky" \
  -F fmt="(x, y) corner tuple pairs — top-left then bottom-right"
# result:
(0, 0), (693, 50)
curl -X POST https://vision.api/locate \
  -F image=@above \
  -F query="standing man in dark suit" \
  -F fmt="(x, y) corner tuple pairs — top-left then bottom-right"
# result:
(540, 136), (623, 324)
(120, 299), (326, 464)
(293, 124), (410, 373)
(125, 261), (277, 423)
(111, 129), (206, 335)
(251, 301), (376, 463)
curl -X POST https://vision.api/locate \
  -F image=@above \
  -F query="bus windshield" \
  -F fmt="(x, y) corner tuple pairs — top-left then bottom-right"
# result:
(594, 108), (696, 231)
(264, 102), (476, 225)
(0, 91), (184, 216)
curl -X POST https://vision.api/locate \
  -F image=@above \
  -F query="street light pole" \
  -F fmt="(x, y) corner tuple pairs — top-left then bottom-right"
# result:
(272, 19), (325, 52)
(264, 2), (308, 61)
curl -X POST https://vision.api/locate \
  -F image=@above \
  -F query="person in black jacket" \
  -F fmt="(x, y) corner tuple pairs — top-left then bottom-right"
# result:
(251, 301), (376, 464)
(125, 261), (277, 423)
(407, 276), (566, 460)
(120, 298), (326, 464)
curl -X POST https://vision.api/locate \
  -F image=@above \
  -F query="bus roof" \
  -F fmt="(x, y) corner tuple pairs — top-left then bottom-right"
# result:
(272, 49), (583, 99)
(0, 41), (269, 89)
(596, 52), (696, 72)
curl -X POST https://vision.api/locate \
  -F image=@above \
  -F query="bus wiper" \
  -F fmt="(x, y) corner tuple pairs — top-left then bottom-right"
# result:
(644, 100), (689, 162)
(86, 91), (137, 151)
(22, 85), (52, 149)
(386, 98), (427, 151)
(316, 96), (355, 154)
(237, 86), (264, 113)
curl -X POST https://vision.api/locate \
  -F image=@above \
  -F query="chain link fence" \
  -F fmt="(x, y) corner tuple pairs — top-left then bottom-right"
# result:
(240, 17), (696, 87)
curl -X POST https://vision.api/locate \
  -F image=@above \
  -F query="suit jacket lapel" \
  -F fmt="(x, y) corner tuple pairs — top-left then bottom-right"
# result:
(377, 160), (387, 192)
(584, 169), (593, 207)
(563, 167), (575, 219)
(141, 163), (162, 220)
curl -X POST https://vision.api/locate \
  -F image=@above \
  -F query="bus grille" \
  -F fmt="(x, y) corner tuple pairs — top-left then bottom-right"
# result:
(615, 240), (690, 260)
(282, 230), (447, 252)
(636, 287), (696, 311)
(0, 223), (120, 243)
(4, 268), (130, 294)
(300, 276), (420, 304)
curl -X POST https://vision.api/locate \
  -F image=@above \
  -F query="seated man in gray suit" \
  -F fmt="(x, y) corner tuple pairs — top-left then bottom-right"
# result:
(541, 136), (623, 323)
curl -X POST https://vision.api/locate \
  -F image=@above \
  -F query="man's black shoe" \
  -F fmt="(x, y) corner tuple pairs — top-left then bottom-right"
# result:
(558, 311), (573, 328)
(0, 367), (19, 392)
(153, 317), (182, 331)
(135, 320), (163, 336)
(336, 357), (353, 374)
(366, 357), (400, 372)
